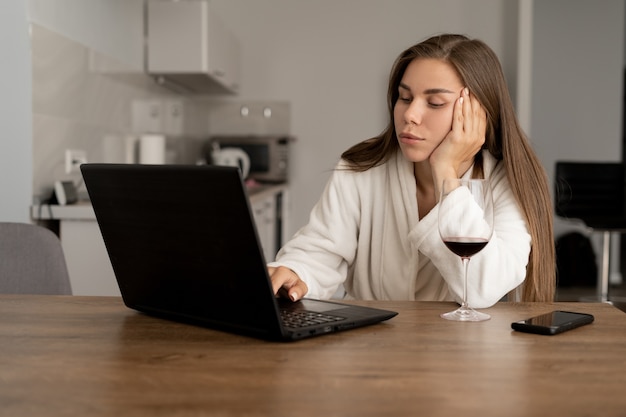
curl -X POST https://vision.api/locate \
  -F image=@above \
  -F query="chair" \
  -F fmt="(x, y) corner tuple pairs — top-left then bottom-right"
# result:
(0, 222), (72, 295)
(554, 161), (626, 302)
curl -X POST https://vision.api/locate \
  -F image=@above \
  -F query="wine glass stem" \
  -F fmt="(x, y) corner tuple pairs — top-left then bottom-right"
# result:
(461, 257), (470, 309)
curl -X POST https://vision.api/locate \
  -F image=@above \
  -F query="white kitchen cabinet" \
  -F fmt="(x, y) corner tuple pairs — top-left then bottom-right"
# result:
(252, 195), (277, 263)
(60, 219), (121, 296)
(147, 0), (241, 94)
(30, 203), (120, 296)
(250, 185), (289, 263)
(29, 0), (145, 72)
(204, 4), (241, 93)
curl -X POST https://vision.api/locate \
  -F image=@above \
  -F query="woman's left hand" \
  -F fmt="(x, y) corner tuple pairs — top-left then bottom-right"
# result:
(430, 88), (487, 194)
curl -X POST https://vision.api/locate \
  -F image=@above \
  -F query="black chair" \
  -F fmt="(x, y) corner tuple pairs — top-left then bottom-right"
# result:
(554, 161), (626, 301)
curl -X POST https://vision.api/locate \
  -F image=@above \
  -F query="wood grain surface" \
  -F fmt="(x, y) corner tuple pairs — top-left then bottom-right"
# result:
(1, 295), (625, 417)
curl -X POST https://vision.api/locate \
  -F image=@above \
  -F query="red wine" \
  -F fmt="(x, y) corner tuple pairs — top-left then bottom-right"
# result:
(443, 238), (488, 257)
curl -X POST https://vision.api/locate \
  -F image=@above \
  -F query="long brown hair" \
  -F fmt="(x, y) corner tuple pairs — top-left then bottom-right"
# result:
(342, 34), (555, 302)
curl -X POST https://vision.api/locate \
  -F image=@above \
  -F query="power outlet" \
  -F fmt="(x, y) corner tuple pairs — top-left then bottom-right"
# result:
(65, 149), (88, 174)
(131, 99), (162, 133)
(163, 100), (184, 135)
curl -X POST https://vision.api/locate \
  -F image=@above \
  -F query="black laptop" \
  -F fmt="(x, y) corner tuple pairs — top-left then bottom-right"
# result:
(81, 163), (397, 341)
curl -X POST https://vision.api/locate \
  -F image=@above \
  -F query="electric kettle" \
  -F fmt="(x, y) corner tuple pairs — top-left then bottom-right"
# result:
(211, 144), (250, 179)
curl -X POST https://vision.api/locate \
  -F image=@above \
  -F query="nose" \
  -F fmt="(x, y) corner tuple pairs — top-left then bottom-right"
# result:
(404, 101), (423, 126)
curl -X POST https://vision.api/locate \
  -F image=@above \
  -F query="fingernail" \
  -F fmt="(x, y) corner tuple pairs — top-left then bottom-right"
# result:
(290, 292), (298, 301)
(464, 87), (469, 96)
(459, 97), (464, 104)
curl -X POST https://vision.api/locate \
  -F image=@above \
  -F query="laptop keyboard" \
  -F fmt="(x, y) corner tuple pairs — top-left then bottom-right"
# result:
(281, 309), (346, 328)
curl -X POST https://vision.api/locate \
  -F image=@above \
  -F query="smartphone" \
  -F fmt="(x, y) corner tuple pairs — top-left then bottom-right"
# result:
(511, 310), (594, 335)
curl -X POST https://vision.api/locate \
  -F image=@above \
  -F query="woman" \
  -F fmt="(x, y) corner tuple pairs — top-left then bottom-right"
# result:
(268, 34), (555, 308)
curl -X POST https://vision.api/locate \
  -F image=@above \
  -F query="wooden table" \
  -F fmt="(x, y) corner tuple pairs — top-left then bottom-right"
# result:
(1, 296), (626, 417)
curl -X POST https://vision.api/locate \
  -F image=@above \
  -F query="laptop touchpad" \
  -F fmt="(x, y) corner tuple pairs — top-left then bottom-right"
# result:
(296, 299), (345, 312)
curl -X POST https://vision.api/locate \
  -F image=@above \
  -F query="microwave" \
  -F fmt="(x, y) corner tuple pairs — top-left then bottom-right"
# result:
(208, 135), (292, 183)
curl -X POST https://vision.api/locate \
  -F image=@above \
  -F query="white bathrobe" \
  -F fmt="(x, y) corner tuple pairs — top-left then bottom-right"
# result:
(269, 149), (530, 308)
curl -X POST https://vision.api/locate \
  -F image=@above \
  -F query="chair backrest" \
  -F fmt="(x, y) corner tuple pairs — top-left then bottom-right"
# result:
(0, 222), (72, 295)
(554, 161), (626, 229)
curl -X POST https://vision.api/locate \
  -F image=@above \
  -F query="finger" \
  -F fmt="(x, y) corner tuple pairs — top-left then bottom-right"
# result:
(269, 266), (288, 295)
(462, 88), (473, 134)
(277, 278), (307, 301)
(468, 93), (487, 144)
(269, 266), (307, 301)
(451, 91), (465, 134)
(283, 280), (309, 302)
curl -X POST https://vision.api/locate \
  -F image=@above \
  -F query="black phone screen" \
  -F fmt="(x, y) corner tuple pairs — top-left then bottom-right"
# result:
(511, 310), (594, 335)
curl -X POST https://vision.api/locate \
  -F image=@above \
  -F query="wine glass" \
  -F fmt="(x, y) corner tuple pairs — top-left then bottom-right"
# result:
(438, 178), (494, 322)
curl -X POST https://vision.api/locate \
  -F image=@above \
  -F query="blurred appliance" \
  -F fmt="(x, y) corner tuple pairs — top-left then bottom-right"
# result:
(210, 143), (250, 179)
(207, 135), (291, 183)
(53, 181), (78, 206)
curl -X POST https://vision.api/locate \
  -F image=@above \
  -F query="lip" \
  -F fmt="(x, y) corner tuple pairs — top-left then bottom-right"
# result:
(399, 132), (424, 143)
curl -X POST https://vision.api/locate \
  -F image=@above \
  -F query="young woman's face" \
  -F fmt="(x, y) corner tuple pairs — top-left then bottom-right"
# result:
(394, 58), (464, 162)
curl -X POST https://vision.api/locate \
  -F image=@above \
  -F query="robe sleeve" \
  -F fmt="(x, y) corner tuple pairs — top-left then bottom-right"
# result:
(410, 163), (531, 308)
(268, 161), (360, 299)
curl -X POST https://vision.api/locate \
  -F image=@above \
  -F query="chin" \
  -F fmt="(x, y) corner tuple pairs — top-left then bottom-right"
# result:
(399, 146), (431, 163)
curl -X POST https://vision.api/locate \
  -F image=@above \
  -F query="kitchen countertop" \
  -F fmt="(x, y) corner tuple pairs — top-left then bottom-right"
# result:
(32, 182), (288, 221)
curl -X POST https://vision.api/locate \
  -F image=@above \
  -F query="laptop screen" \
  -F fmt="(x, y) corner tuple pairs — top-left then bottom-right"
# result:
(82, 164), (284, 338)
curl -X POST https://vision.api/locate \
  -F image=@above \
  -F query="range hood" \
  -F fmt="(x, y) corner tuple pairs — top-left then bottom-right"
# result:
(146, 0), (241, 95)
(151, 73), (235, 95)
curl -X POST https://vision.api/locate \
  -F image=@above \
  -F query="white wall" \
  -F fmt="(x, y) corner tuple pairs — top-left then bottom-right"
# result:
(531, 0), (624, 238)
(0, 1), (32, 222)
(210, 0), (517, 235)
(532, 0), (624, 191)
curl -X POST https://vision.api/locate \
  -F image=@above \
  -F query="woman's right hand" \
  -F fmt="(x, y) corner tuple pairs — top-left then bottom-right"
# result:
(268, 266), (308, 302)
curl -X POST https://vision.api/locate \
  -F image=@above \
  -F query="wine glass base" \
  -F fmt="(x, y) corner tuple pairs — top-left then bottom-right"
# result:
(441, 306), (491, 322)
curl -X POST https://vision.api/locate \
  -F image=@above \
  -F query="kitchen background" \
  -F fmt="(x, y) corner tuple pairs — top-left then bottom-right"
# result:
(31, 22), (209, 197)
(27, 0), (524, 237)
(2, 0), (626, 297)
